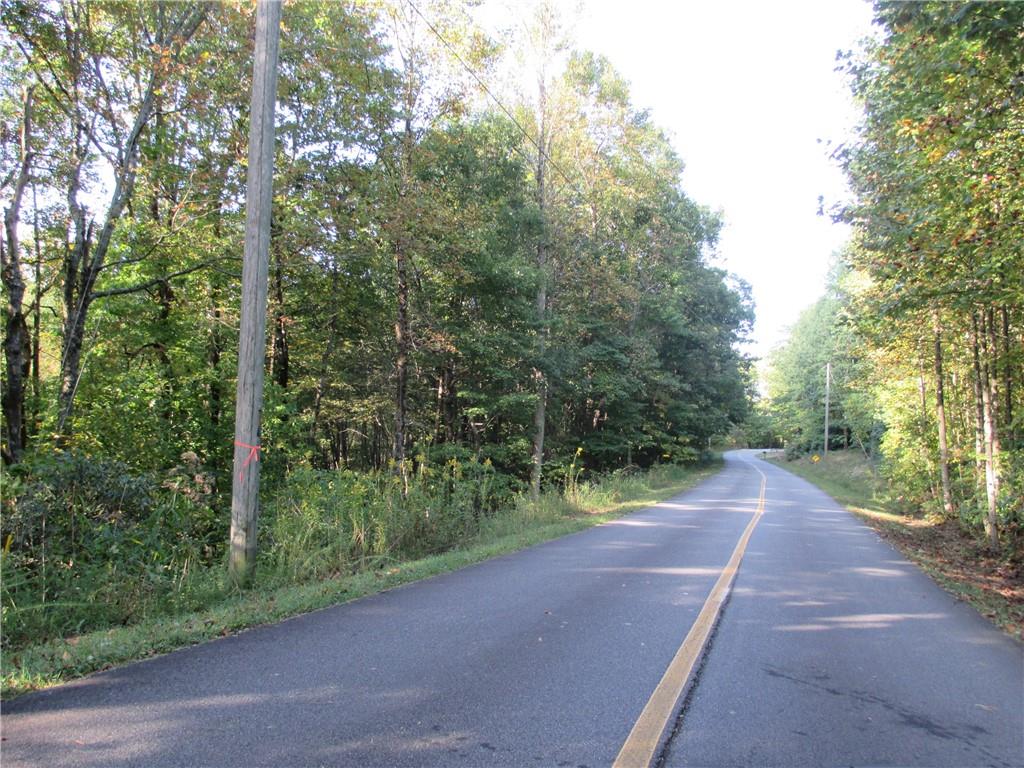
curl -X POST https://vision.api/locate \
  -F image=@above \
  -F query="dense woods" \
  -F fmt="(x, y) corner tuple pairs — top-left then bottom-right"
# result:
(0, 0), (752, 647)
(767, 1), (1022, 553)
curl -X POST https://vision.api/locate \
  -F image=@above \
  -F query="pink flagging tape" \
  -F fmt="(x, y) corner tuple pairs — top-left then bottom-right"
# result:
(234, 440), (261, 482)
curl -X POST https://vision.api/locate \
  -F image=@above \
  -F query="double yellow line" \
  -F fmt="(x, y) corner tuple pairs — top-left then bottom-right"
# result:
(613, 464), (767, 768)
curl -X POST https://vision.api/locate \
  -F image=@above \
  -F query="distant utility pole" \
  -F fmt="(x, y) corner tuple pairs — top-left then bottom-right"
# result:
(823, 360), (831, 459)
(229, 0), (282, 585)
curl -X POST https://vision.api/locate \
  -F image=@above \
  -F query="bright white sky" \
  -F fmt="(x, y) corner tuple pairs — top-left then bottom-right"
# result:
(571, 0), (877, 359)
(484, 0), (877, 359)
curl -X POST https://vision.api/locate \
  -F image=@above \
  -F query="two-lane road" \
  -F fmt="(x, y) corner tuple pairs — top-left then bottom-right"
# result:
(3, 451), (1021, 767)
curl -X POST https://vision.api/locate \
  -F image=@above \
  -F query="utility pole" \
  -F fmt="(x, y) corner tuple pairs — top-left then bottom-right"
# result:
(823, 360), (831, 459)
(229, 0), (282, 585)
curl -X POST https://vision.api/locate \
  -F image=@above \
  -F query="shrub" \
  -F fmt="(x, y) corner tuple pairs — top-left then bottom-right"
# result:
(259, 457), (508, 583)
(1, 452), (224, 651)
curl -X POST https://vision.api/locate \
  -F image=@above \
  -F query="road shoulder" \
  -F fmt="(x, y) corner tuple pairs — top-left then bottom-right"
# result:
(771, 452), (1023, 640)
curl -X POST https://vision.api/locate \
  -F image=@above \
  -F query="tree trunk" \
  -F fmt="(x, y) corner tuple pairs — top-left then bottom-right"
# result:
(155, 279), (175, 424)
(206, 173), (232, 435)
(30, 182), (43, 437)
(970, 318), (987, 494)
(433, 360), (458, 445)
(932, 311), (954, 518)
(530, 80), (549, 502)
(1, 87), (33, 464)
(394, 238), (410, 469)
(1001, 306), (1013, 448)
(391, 106), (414, 484)
(56, 154), (90, 438)
(984, 309), (1002, 528)
(972, 311), (999, 549)
(373, 417), (384, 470)
(208, 299), (223, 427)
(530, 322), (548, 500)
(433, 371), (444, 443)
(986, 308), (1003, 471)
(148, 102), (178, 425)
(310, 264), (340, 450)
(271, 238), (289, 389)
(916, 368), (939, 502)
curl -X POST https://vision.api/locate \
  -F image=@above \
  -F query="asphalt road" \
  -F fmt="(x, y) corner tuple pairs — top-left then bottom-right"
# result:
(2, 451), (1021, 767)
(662, 454), (1023, 768)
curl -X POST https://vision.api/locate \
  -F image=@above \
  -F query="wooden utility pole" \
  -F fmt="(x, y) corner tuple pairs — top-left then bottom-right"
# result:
(229, 0), (282, 585)
(823, 360), (831, 459)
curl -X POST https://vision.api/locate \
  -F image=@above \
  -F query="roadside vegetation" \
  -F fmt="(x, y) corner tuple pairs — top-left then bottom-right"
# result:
(1, 1), (751, 697)
(752, 4), (1022, 555)
(1, 458), (717, 699)
(775, 451), (1023, 640)
(751, 3), (1023, 638)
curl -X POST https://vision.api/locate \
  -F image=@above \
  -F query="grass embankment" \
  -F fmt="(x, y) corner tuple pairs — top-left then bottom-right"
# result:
(1, 461), (717, 700)
(774, 451), (1024, 640)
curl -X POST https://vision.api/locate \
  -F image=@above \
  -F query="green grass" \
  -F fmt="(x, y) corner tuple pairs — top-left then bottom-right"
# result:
(771, 450), (1024, 640)
(1, 461), (718, 700)
(770, 450), (886, 512)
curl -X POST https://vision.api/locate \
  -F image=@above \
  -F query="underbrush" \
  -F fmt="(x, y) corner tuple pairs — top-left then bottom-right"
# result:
(1, 449), (715, 697)
(257, 456), (516, 585)
(1, 451), (225, 651)
(777, 449), (1023, 550)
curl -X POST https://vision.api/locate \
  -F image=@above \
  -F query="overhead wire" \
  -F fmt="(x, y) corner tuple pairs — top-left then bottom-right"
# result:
(404, 0), (587, 201)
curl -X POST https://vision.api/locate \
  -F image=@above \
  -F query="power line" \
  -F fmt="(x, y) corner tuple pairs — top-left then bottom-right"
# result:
(404, 0), (586, 200)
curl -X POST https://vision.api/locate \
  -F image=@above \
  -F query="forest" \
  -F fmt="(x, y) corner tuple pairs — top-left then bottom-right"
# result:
(765, 2), (1023, 555)
(0, 0), (752, 650)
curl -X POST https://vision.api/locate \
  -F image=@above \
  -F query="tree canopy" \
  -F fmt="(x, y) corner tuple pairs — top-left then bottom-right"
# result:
(0, 0), (754, 601)
(768, 1), (1023, 550)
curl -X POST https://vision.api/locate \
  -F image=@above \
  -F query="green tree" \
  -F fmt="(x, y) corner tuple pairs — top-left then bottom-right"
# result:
(834, 0), (1023, 542)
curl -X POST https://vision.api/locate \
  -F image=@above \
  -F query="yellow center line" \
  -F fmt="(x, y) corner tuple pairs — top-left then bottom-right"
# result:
(613, 462), (768, 768)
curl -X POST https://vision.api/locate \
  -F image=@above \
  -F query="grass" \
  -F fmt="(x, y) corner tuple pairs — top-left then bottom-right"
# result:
(1, 461), (718, 700)
(772, 450), (1024, 641)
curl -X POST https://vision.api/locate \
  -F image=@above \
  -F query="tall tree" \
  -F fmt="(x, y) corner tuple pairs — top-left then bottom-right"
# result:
(4, 0), (210, 438)
(376, 0), (496, 480)
(1, 85), (33, 463)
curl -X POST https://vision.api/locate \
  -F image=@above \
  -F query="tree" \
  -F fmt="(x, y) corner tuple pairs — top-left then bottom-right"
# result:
(766, 263), (880, 459)
(3, 0), (210, 440)
(1, 85), (32, 463)
(1, 0), (763, 616)
(833, 0), (1023, 542)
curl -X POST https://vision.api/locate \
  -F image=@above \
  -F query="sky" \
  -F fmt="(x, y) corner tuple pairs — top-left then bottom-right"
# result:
(563, 0), (877, 359)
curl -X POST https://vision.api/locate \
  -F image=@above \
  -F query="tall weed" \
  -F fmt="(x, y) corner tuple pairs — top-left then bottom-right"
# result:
(1, 452), (225, 650)
(2, 449), (711, 656)
(258, 456), (505, 583)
